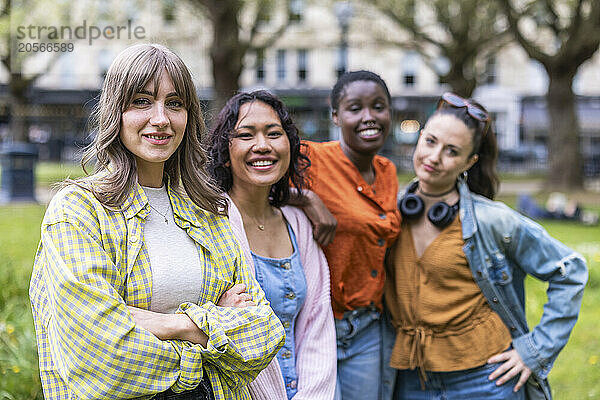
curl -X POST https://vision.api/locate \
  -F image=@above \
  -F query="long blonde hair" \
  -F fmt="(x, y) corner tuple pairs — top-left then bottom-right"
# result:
(71, 43), (226, 215)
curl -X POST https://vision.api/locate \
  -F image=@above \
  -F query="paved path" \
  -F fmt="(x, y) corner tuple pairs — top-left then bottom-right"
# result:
(498, 180), (544, 195)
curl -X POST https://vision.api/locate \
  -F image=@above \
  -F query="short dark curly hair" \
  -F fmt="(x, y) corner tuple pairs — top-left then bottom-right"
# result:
(206, 90), (310, 207)
(330, 70), (391, 111)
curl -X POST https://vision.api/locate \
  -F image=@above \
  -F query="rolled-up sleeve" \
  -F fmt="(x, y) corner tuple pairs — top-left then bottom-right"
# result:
(180, 236), (285, 389)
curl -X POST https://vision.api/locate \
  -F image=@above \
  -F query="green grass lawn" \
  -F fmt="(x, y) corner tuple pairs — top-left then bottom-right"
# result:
(0, 163), (598, 399)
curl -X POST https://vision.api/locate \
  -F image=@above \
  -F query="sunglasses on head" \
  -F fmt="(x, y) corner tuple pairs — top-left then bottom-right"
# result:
(437, 92), (490, 136)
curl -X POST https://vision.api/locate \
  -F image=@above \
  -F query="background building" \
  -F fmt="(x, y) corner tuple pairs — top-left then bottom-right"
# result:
(2, 0), (599, 174)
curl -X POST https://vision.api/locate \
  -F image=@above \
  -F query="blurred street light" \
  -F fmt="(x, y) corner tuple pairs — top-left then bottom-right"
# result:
(334, 1), (353, 78)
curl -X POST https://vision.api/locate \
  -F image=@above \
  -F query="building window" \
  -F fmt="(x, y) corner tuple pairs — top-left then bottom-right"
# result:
(256, 49), (265, 83)
(402, 51), (419, 88)
(289, 0), (304, 22)
(297, 49), (307, 82)
(277, 49), (286, 81)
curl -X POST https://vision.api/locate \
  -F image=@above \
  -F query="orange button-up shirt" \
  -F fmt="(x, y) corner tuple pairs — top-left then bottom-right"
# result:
(303, 141), (401, 319)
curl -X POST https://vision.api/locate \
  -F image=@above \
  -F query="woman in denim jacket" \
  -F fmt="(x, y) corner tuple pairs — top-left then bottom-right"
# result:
(383, 93), (587, 399)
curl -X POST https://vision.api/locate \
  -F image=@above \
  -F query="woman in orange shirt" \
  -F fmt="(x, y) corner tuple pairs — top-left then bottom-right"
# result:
(299, 71), (401, 400)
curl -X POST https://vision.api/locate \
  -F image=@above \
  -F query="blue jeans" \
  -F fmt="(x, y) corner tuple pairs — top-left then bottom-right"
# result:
(334, 306), (382, 400)
(394, 364), (525, 400)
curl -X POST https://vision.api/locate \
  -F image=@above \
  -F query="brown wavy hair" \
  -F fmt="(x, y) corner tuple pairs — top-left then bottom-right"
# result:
(69, 43), (225, 214)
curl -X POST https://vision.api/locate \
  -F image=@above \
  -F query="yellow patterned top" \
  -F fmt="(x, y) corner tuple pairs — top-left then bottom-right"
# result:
(29, 182), (284, 399)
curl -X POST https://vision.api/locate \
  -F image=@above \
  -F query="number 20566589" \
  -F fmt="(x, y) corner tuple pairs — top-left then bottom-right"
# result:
(17, 42), (74, 53)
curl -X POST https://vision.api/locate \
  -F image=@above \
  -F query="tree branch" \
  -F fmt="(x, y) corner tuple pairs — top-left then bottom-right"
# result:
(249, 0), (290, 51)
(498, 0), (551, 65)
(541, 0), (561, 36)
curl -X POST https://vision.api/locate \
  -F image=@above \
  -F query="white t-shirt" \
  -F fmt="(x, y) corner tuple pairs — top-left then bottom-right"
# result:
(142, 185), (204, 314)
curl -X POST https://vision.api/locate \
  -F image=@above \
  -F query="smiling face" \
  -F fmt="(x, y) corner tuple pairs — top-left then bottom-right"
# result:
(333, 80), (391, 158)
(120, 70), (187, 187)
(414, 113), (479, 194)
(229, 101), (291, 192)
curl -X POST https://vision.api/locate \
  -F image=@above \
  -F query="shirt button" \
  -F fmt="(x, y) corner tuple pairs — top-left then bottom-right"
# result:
(377, 238), (385, 246)
(286, 291), (296, 300)
(129, 235), (138, 243)
(282, 262), (291, 270)
(492, 297), (499, 303)
(281, 350), (292, 359)
(371, 269), (378, 277)
(357, 186), (363, 192)
(282, 321), (291, 329)
(501, 272), (508, 281)
(290, 380), (297, 389)
(379, 213), (386, 220)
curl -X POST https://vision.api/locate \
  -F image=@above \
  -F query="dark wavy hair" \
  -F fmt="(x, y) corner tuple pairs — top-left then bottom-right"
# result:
(433, 100), (499, 199)
(207, 90), (310, 207)
(330, 70), (392, 111)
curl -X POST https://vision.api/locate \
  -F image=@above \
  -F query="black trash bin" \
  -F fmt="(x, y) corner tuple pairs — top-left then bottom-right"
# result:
(0, 142), (38, 203)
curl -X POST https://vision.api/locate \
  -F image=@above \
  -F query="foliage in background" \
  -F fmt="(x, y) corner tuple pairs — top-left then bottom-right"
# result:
(186, 0), (293, 112)
(0, 205), (45, 400)
(367, 0), (510, 97)
(0, 0), (72, 142)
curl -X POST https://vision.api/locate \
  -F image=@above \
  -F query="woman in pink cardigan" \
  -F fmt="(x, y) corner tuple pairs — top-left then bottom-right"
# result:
(207, 90), (336, 400)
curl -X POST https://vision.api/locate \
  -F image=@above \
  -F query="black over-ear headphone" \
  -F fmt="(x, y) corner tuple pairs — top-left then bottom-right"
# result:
(398, 181), (459, 228)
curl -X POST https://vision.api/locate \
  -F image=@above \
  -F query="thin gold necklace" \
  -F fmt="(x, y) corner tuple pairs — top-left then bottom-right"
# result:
(243, 208), (276, 231)
(247, 214), (266, 231)
(148, 203), (169, 224)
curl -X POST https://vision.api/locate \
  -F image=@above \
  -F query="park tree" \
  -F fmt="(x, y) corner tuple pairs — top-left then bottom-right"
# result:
(0, 0), (63, 142)
(187, 0), (292, 111)
(0, 0), (69, 142)
(499, 0), (600, 190)
(369, 0), (510, 97)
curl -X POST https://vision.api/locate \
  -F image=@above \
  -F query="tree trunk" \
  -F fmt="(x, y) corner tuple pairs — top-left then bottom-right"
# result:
(443, 63), (476, 98)
(209, 3), (245, 115)
(545, 71), (583, 190)
(8, 73), (30, 143)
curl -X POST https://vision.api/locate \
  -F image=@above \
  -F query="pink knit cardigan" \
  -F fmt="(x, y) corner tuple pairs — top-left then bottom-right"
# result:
(226, 196), (336, 400)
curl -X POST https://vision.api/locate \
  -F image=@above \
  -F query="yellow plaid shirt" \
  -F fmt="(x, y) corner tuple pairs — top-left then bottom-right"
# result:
(29, 182), (284, 399)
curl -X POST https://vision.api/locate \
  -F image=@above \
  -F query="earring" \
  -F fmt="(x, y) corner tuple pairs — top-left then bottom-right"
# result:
(461, 171), (468, 180)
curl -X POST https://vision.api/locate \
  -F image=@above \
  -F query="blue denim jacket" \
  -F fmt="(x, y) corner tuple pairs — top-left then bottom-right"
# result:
(382, 179), (587, 400)
(458, 179), (587, 398)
